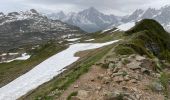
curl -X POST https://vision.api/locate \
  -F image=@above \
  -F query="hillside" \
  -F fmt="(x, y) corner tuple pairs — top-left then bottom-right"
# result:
(16, 19), (170, 100)
(115, 19), (170, 62)
(0, 9), (85, 52)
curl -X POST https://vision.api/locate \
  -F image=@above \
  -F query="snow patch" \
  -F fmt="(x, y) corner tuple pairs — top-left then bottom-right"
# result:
(117, 22), (135, 31)
(66, 38), (81, 42)
(85, 39), (95, 41)
(0, 53), (31, 63)
(0, 40), (120, 100)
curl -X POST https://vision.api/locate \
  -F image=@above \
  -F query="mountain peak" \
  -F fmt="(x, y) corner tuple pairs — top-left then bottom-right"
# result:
(79, 7), (101, 15)
(30, 9), (39, 14)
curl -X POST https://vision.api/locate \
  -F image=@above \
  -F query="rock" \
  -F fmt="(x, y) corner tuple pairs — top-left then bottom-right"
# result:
(77, 90), (90, 98)
(127, 61), (141, 70)
(111, 72), (124, 77)
(90, 78), (95, 82)
(102, 76), (111, 84)
(114, 76), (124, 83)
(112, 67), (118, 73)
(122, 86), (128, 91)
(96, 86), (102, 90)
(97, 74), (104, 80)
(124, 75), (130, 81)
(104, 90), (122, 100)
(135, 55), (146, 61)
(128, 54), (136, 59)
(129, 79), (137, 84)
(106, 69), (112, 76)
(70, 96), (81, 100)
(108, 63), (116, 69)
(141, 68), (150, 75)
(74, 85), (79, 88)
(151, 82), (163, 91)
(140, 59), (155, 70)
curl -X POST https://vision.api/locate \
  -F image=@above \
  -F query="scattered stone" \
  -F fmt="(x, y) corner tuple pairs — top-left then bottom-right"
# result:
(90, 78), (95, 82)
(135, 55), (146, 61)
(151, 82), (163, 91)
(124, 75), (130, 81)
(111, 72), (124, 77)
(113, 67), (120, 73)
(122, 86), (128, 91)
(102, 77), (111, 84)
(129, 79), (137, 84)
(114, 76), (124, 83)
(70, 96), (81, 100)
(108, 63), (116, 69)
(74, 85), (79, 88)
(97, 86), (102, 90)
(141, 68), (150, 75)
(77, 90), (90, 98)
(106, 69), (112, 76)
(104, 90), (122, 100)
(127, 61), (141, 70)
(97, 74), (104, 80)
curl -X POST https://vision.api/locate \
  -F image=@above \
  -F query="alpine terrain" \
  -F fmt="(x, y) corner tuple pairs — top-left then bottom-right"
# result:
(48, 5), (170, 33)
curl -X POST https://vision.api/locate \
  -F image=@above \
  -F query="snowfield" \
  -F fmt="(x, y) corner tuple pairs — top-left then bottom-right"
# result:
(85, 39), (95, 41)
(65, 38), (81, 42)
(0, 53), (31, 63)
(0, 40), (119, 100)
(117, 22), (135, 31)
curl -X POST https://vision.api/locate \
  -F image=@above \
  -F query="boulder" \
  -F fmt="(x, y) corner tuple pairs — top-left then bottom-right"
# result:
(127, 61), (141, 70)
(114, 76), (124, 83)
(102, 76), (111, 84)
(135, 55), (146, 61)
(151, 82), (163, 91)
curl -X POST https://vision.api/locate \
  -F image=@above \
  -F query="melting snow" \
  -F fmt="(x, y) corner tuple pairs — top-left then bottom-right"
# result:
(66, 38), (81, 41)
(117, 22), (135, 31)
(0, 53), (31, 63)
(0, 40), (119, 100)
(85, 39), (95, 41)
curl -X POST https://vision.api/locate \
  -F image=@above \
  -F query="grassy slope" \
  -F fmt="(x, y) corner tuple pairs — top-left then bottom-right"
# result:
(21, 43), (117, 100)
(114, 19), (170, 62)
(0, 42), (66, 87)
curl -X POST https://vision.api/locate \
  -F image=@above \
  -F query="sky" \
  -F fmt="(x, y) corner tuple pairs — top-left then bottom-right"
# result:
(0, 0), (170, 16)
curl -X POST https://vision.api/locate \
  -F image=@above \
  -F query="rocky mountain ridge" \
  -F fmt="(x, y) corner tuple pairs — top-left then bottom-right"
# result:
(0, 9), (85, 51)
(47, 5), (170, 32)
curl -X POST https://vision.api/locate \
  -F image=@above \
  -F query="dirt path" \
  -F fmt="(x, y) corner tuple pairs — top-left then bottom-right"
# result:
(59, 65), (106, 100)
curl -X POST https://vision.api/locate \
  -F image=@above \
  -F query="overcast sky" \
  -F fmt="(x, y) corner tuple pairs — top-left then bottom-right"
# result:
(1, 0), (170, 16)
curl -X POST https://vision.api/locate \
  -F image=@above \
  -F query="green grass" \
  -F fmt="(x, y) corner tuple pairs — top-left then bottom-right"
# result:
(67, 91), (78, 100)
(21, 45), (114, 100)
(159, 72), (170, 98)
(114, 19), (170, 62)
(0, 42), (66, 87)
(81, 31), (124, 43)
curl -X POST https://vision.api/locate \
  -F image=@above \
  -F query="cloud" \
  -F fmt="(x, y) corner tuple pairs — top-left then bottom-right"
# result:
(0, 0), (170, 15)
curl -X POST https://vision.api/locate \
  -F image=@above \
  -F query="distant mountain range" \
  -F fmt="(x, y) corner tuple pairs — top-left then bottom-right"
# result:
(47, 6), (170, 32)
(0, 9), (84, 51)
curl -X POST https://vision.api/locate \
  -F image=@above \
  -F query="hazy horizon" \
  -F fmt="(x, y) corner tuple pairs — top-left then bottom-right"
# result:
(0, 0), (170, 16)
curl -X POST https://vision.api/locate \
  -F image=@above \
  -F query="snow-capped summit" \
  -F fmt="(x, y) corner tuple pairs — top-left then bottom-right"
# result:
(47, 7), (119, 32)
(47, 5), (170, 33)
(47, 11), (66, 20)
(0, 9), (85, 51)
(120, 5), (170, 32)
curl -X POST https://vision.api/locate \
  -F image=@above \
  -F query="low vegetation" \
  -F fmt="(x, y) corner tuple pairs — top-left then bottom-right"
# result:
(114, 19), (170, 62)
(0, 41), (66, 87)
(21, 45), (114, 100)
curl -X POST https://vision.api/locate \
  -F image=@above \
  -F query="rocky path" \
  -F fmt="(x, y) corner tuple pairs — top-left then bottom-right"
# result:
(60, 54), (168, 100)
